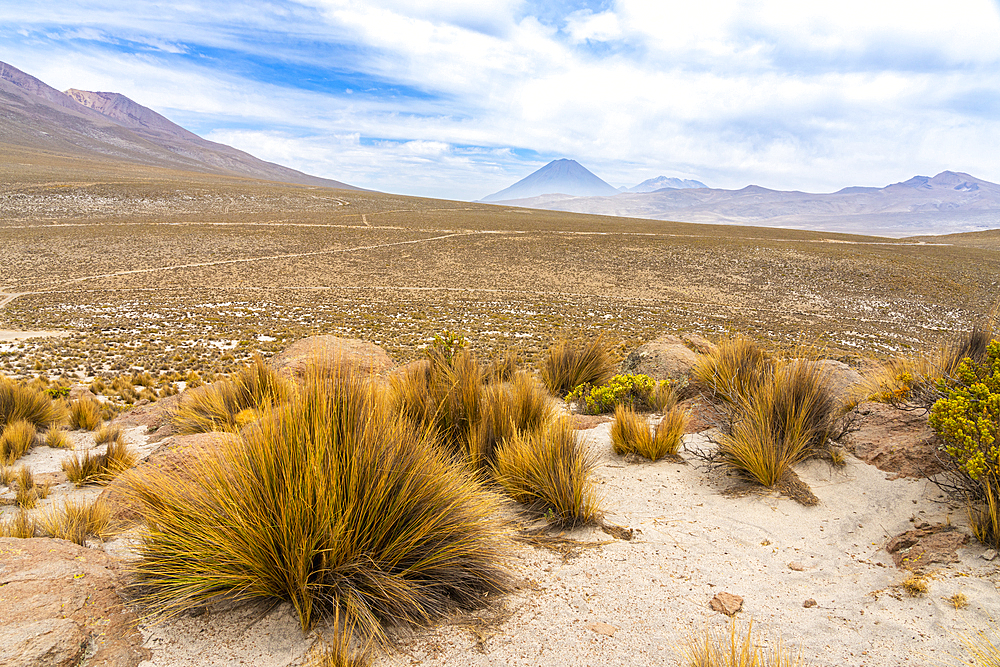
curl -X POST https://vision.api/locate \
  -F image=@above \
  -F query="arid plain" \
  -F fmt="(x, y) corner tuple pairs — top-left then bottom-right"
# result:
(2, 147), (998, 380)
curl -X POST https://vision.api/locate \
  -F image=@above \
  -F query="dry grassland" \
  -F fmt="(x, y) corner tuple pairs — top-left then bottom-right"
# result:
(2, 150), (998, 379)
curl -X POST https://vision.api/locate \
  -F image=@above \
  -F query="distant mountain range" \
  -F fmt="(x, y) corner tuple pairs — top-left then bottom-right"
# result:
(0, 60), (357, 189)
(625, 176), (707, 193)
(486, 160), (1000, 236)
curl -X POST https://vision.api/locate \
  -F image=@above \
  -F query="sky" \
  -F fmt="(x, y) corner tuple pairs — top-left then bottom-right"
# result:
(3, 1), (1000, 200)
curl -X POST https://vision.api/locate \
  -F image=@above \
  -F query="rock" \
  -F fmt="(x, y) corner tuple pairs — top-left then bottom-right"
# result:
(677, 396), (719, 433)
(886, 524), (969, 571)
(803, 599), (818, 608)
(586, 622), (618, 637)
(98, 432), (237, 523)
(0, 538), (148, 667)
(0, 618), (88, 667)
(981, 549), (998, 561)
(110, 391), (182, 443)
(270, 335), (396, 380)
(709, 592), (743, 616)
(68, 383), (97, 402)
(843, 402), (947, 479)
(788, 561), (806, 571)
(618, 334), (700, 383)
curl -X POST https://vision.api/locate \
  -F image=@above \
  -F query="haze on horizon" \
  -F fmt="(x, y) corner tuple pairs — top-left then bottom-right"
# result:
(3, 1), (1000, 201)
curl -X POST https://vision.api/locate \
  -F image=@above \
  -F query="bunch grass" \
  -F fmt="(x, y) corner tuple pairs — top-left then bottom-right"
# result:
(69, 396), (102, 430)
(540, 337), (615, 397)
(38, 498), (112, 546)
(44, 427), (72, 449)
(63, 436), (136, 486)
(1, 419), (37, 465)
(693, 337), (773, 405)
(682, 619), (806, 667)
(0, 377), (66, 430)
(0, 510), (37, 538)
(124, 365), (511, 646)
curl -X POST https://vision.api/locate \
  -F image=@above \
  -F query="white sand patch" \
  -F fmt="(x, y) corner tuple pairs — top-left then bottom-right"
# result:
(0, 329), (70, 342)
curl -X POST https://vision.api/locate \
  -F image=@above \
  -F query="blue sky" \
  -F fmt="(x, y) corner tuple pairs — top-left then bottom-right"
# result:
(3, 1), (1000, 200)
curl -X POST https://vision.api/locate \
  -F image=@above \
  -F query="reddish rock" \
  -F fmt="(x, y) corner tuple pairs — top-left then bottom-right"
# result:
(677, 396), (719, 433)
(270, 335), (395, 380)
(110, 391), (182, 443)
(844, 402), (947, 479)
(709, 591), (743, 616)
(886, 524), (969, 571)
(0, 537), (148, 667)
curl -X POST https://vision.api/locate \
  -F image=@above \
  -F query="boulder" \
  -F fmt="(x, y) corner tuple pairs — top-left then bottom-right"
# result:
(844, 402), (947, 479)
(0, 537), (148, 667)
(709, 591), (743, 616)
(110, 391), (182, 444)
(805, 359), (865, 406)
(618, 334), (702, 383)
(270, 336), (396, 380)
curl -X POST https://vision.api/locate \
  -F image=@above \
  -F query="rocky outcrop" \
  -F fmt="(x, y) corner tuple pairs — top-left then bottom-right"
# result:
(269, 336), (396, 380)
(619, 334), (711, 383)
(0, 537), (148, 667)
(886, 523), (969, 571)
(844, 402), (947, 479)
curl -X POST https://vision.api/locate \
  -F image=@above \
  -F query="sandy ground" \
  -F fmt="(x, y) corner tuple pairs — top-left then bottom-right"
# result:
(0, 328), (68, 342)
(38, 420), (987, 667)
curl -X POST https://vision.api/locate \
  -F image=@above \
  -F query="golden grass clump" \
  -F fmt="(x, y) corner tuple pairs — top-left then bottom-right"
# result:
(123, 364), (511, 646)
(44, 427), (72, 449)
(719, 359), (840, 488)
(611, 404), (687, 461)
(172, 356), (292, 433)
(540, 337), (615, 397)
(38, 498), (112, 546)
(0, 510), (37, 538)
(901, 572), (929, 597)
(14, 465), (39, 509)
(94, 423), (122, 445)
(1, 420), (37, 465)
(0, 377), (66, 431)
(69, 396), (103, 430)
(959, 628), (1000, 667)
(654, 405), (688, 458)
(63, 436), (137, 487)
(693, 337), (773, 405)
(493, 417), (600, 526)
(682, 619), (806, 667)
(469, 372), (553, 467)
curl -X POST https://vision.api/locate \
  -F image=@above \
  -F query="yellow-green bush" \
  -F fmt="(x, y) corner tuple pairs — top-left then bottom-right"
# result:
(567, 373), (674, 415)
(929, 339), (1000, 547)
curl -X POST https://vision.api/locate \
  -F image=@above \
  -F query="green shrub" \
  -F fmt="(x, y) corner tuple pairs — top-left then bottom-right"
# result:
(1, 420), (37, 465)
(124, 365), (511, 645)
(492, 417), (600, 526)
(540, 338), (615, 397)
(567, 373), (674, 414)
(929, 339), (1000, 547)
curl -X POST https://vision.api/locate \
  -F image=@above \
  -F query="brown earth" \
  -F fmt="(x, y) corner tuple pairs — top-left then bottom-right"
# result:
(886, 523), (970, 571)
(843, 402), (947, 479)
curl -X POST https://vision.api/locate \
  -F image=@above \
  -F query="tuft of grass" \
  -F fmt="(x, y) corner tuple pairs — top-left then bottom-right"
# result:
(124, 364), (511, 646)
(1, 420), (38, 465)
(0, 510), (37, 538)
(653, 405), (688, 458)
(946, 592), (969, 609)
(0, 466), (13, 486)
(540, 338), (615, 397)
(693, 337), (773, 405)
(493, 417), (600, 526)
(469, 372), (553, 467)
(94, 423), (122, 445)
(171, 356), (291, 434)
(611, 404), (653, 456)
(310, 612), (371, 667)
(901, 572), (929, 597)
(0, 377), (66, 431)
(681, 619), (806, 667)
(44, 427), (72, 449)
(69, 396), (103, 430)
(62, 436), (137, 486)
(959, 628), (1000, 667)
(719, 359), (840, 488)
(485, 349), (521, 384)
(38, 498), (112, 546)
(14, 465), (38, 509)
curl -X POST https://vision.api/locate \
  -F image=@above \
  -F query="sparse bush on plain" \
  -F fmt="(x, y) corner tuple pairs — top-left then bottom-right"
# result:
(124, 364), (511, 645)
(38, 498), (112, 546)
(1, 420), (37, 465)
(172, 356), (291, 433)
(568, 373), (674, 414)
(540, 338), (615, 397)
(69, 396), (102, 430)
(0, 377), (65, 431)
(929, 339), (1000, 548)
(63, 436), (137, 486)
(44, 427), (72, 449)
(681, 619), (806, 667)
(493, 417), (600, 526)
(94, 423), (122, 445)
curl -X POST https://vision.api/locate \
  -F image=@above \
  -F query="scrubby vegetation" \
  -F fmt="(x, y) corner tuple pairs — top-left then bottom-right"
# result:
(0, 510), (37, 538)
(0, 377), (66, 431)
(124, 364), (512, 645)
(37, 498), (112, 546)
(69, 396), (102, 430)
(63, 436), (137, 486)
(611, 403), (688, 461)
(1, 419), (37, 465)
(694, 337), (773, 405)
(929, 339), (1000, 548)
(540, 337), (615, 397)
(567, 373), (674, 414)
(682, 619), (806, 667)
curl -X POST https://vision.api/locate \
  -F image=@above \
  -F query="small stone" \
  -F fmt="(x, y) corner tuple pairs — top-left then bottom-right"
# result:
(803, 599), (818, 608)
(709, 592), (743, 616)
(586, 622), (618, 637)
(982, 549), (998, 561)
(788, 561), (806, 571)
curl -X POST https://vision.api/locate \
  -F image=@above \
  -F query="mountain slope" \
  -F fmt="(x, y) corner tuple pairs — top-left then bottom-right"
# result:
(493, 171), (1000, 236)
(481, 158), (618, 202)
(0, 61), (358, 189)
(627, 176), (707, 193)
